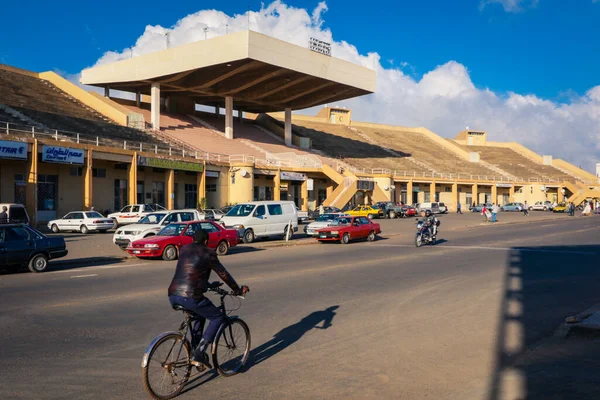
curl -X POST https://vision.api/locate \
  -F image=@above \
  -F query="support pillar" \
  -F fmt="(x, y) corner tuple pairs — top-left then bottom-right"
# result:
(509, 186), (515, 203)
(84, 149), (93, 210)
(197, 163), (206, 209)
(238, 109), (243, 122)
(26, 139), (38, 226)
(301, 179), (309, 211)
(491, 184), (498, 205)
(128, 153), (138, 205)
(406, 180), (413, 205)
(451, 182), (458, 212)
(166, 169), (175, 210)
(472, 183), (478, 206)
(326, 182), (334, 198)
(151, 82), (161, 130)
(430, 181), (436, 202)
(104, 86), (110, 97)
(225, 96), (233, 139)
(558, 187), (564, 204)
(274, 170), (281, 201)
(135, 91), (141, 108)
(284, 107), (292, 147)
(215, 104), (220, 117)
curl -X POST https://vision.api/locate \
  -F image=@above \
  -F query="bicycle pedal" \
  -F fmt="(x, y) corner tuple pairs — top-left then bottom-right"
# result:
(196, 365), (207, 373)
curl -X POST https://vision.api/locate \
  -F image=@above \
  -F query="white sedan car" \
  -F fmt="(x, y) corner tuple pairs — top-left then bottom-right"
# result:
(202, 209), (225, 220)
(48, 211), (114, 234)
(304, 213), (348, 236)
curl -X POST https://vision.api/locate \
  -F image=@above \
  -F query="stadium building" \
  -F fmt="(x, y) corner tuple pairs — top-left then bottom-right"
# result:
(1, 30), (599, 225)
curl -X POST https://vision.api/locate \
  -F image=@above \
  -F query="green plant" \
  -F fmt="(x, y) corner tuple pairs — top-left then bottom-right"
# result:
(198, 197), (207, 210)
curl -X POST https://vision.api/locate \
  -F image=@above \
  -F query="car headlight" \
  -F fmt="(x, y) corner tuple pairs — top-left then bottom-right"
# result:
(234, 224), (244, 229)
(144, 244), (160, 249)
(331, 231), (339, 235)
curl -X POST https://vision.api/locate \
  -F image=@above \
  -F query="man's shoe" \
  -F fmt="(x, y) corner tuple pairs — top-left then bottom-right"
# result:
(190, 349), (212, 369)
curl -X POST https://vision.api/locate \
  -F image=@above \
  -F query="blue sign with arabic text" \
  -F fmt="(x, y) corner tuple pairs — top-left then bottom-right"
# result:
(42, 145), (84, 165)
(0, 140), (27, 160)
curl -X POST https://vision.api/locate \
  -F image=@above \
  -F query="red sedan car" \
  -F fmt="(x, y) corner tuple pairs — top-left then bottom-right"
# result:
(126, 220), (238, 260)
(402, 206), (417, 218)
(315, 216), (381, 244)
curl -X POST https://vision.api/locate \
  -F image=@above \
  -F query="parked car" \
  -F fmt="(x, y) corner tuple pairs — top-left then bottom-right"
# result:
(126, 220), (238, 260)
(346, 206), (383, 219)
(0, 224), (67, 272)
(500, 203), (523, 212)
(221, 201), (298, 243)
(113, 209), (202, 249)
(373, 202), (403, 219)
(471, 203), (493, 213)
(296, 207), (309, 223)
(438, 203), (448, 214)
(304, 213), (348, 236)
(553, 204), (567, 213)
(401, 205), (418, 218)
(417, 202), (441, 215)
(315, 216), (381, 244)
(107, 204), (166, 228)
(0, 203), (30, 225)
(48, 211), (113, 234)
(219, 206), (233, 215)
(308, 206), (341, 220)
(530, 201), (553, 211)
(201, 209), (225, 221)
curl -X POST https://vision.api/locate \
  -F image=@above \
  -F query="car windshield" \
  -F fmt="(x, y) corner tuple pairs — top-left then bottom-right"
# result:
(139, 213), (167, 224)
(85, 212), (104, 218)
(316, 214), (336, 222)
(225, 204), (255, 217)
(158, 223), (187, 236)
(332, 217), (352, 226)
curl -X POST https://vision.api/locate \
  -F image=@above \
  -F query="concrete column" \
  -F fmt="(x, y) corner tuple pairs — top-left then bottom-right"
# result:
(26, 139), (38, 226)
(128, 153), (138, 205)
(215, 104), (220, 117)
(301, 179), (309, 211)
(472, 183), (478, 206)
(491, 184), (498, 205)
(225, 96), (234, 139)
(558, 187), (564, 204)
(509, 186), (515, 203)
(135, 91), (141, 108)
(197, 164), (206, 209)
(451, 182), (458, 212)
(166, 169), (175, 210)
(274, 170), (281, 201)
(326, 182), (334, 198)
(284, 107), (292, 147)
(238, 109), (243, 122)
(151, 82), (161, 130)
(104, 86), (110, 97)
(430, 181), (436, 202)
(406, 180), (413, 204)
(84, 149), (93, 210)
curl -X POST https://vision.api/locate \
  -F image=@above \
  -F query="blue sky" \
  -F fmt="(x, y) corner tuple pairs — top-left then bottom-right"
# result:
(1, 0), (599, 100)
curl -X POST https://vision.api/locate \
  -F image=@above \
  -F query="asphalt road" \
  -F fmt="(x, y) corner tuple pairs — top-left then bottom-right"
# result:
(1, 215), (599, 399)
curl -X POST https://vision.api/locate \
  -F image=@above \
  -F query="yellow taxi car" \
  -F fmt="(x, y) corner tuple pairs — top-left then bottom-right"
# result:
(552, 204), (567, 213)
(346, 205), (384, 219)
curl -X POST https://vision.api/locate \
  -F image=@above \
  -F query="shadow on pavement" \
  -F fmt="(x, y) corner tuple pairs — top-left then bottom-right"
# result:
(182, 305), (340, 394)
(487, 244), (600, 400)
(49, 257), (127, 272)
(227, 246), (265, 255)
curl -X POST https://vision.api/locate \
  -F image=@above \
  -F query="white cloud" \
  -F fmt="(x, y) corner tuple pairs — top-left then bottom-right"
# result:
(85, 1), (600, 172)
(479, 0), (539, 13)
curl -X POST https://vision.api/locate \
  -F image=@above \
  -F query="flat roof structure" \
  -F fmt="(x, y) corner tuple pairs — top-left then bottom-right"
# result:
(81, 30), (375, 113)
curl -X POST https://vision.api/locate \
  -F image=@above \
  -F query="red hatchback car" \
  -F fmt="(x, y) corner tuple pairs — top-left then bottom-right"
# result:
(126, 220), (238, 260)
(315, 216), (381, 244)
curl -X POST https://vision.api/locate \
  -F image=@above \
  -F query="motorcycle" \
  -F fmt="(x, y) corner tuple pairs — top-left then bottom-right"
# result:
(415, 219), (438, 247)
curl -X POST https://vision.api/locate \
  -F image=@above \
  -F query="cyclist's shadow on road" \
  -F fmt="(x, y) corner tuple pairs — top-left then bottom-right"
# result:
(183, 305), (339, 392)
(248, 305), (340, 367)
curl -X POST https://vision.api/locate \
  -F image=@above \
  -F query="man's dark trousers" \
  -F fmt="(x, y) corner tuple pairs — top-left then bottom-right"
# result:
(169, 295), (224, 343)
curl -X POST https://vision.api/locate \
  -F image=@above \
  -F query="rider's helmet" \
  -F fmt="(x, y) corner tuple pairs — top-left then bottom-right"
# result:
(425, 210), (432, 217)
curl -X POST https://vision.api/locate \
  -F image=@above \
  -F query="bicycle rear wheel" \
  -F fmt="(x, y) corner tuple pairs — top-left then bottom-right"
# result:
(212, 318), (251, 377)
(142, 333), (191, 400)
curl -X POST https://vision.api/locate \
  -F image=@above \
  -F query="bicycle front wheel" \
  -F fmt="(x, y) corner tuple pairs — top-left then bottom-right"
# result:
(212, 318), (251, 377)
(142, 333), (191, 400)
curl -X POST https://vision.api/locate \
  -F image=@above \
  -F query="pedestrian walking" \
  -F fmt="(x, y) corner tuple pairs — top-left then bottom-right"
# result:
(523, 201), (529, 216)
(482, 204), (488, 222)
(319, 204), (324, 215)
(491, 204), (499, 223)
(0, 206), (7, 224)
(457, 202), (462, 214)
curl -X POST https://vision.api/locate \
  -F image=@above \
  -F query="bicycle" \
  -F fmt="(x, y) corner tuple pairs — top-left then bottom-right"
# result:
(141, 282), (251, 400)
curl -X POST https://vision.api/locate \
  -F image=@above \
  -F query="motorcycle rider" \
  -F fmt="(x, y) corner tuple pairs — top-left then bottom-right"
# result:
(420, 210), (438, 239)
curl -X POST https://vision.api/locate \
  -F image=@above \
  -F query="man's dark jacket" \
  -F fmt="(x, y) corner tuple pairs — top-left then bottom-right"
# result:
(168, 242), (240, 300)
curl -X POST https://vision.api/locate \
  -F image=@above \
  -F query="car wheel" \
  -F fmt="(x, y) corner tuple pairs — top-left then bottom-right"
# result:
(389, 211), (396, 219)
(341, 233), (350, 244)
(216, 240), (229, 256)
(367, 231), (376, 242)
(243, 229), (255, 244)
(529, 207), (533, 211)
(51, 224), (60, 233)
(28, 254), (48, 273)
(543, 207), (548, 211)
(80, 225), (89, 234)
(162, 245), (178, 261)
(500, 208), (504, 212)
(284, 226), (293, 240)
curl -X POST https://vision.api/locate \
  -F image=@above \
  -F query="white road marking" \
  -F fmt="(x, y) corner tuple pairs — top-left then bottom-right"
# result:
(52, 269), (84, 274)
(373, 244), (597, 255)
(70, 274), (98, 279)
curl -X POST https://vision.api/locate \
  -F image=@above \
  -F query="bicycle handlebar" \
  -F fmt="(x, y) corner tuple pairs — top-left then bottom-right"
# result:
(207, 281), (245, 299)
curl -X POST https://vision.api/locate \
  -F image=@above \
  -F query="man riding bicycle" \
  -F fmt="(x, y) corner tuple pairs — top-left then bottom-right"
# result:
(168, 229), (249, 369)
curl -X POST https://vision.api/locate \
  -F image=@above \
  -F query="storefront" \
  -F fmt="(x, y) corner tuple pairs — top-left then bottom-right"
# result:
(0, 140), (29, 204)
(279, 171), (307, 208)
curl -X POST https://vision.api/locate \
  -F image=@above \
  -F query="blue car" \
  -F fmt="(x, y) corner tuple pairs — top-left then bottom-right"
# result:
(500, 203), (523, 212)
(471, 203), (492, 212)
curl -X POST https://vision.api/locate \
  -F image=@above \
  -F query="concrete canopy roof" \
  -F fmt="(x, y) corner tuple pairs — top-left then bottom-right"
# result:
(81, 30), (376, 113)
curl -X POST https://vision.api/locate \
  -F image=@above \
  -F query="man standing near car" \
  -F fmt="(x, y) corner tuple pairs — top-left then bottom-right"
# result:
(491, 204), (499, 223)
(0, 206), (8, 224)
(457, 202), (462, 214)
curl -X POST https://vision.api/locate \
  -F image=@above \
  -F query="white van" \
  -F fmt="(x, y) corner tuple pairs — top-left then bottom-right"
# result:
(220, 201), (298, 243)
(416, 202), (441, 215)
(0, 203), (30, 225)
